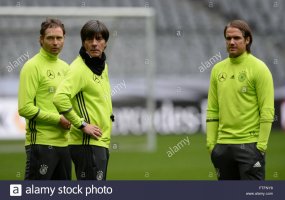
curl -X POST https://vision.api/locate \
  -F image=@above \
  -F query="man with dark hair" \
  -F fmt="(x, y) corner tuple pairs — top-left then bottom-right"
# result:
(18, 18), (71, 180)
(53, 20), (113, 180)
(206, 20), (274, 180)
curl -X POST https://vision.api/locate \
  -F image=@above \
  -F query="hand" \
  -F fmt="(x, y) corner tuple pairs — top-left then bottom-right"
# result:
(59, 115), (71, 130)
(256, 145), (265, 156)
(82, 124), (102, 140)
(208, 144), (215, 154)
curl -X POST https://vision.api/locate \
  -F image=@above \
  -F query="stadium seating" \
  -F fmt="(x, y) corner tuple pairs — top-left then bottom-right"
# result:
(0, 0), (284, 98)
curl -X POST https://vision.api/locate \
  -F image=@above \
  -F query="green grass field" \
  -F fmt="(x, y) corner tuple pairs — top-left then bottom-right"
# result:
(0, 131), (284, 180)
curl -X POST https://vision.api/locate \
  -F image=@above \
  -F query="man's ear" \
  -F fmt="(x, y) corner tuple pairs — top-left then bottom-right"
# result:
(245, 37), (250, 45)
(39, 36), (43, 46)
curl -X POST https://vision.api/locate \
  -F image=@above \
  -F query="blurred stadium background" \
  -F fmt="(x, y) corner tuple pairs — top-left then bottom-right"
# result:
(0, 0), (284, 180)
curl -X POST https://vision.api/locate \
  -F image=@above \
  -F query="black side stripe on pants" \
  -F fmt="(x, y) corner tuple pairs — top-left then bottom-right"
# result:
(76, 92), (91, 145)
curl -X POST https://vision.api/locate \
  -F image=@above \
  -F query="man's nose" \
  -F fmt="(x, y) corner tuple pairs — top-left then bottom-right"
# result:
(52, 38), (59, 45)
(91, 38), (98, 45)
(229, 38), (235, 44)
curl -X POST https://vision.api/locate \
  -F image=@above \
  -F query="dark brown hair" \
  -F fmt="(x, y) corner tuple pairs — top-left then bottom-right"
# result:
(80, 20), (109, 43)
(40, 18), (65, 36)
(224, 20), (253, 53)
